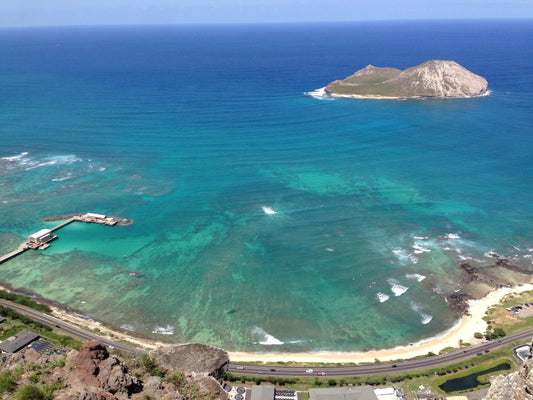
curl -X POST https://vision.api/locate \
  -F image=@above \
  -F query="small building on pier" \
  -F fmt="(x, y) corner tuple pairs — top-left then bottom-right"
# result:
(28, 229), (54, 245)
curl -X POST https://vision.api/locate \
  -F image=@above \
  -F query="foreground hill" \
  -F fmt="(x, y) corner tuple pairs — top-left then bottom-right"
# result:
(325, 60), (488, 98)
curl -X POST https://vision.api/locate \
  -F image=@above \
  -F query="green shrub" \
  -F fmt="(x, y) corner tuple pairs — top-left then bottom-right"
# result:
(328, 378), (337, 386)
(13, 383), (60, 400)
(474, 332), (484, 339)
(167, 372), (187, 387)
(0, 370), (20, 394)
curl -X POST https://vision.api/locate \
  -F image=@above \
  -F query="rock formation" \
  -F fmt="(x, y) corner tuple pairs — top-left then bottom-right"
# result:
(325, 60), (488, 98)
(483, 344), (533, 400)
(0, 340), (230, 400)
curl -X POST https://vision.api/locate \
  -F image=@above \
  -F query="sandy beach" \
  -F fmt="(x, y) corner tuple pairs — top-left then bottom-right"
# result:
(229, 283), (533, 363)
(1, 281), (532, 363)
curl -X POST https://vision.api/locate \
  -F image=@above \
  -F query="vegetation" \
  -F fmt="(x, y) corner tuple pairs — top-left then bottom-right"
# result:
(434, 360), (512, 394)
(0, 369), (21, 394)
(0, 305), (51, 332)
(139, 355), (164, 377)
(13, 382), (62, 400)
(484, 291), (533, 337)
(0, 290), (51, 313)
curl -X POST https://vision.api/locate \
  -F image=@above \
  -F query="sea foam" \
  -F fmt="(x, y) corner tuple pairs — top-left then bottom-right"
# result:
(262, 206), (277, 215)
(406, 273), (426, 282)
(152, 325), (175, 335)
(377, 292), (390, 303)
(252, 326), (284, 345)
(411, 302), (433, 325)
(387, 279), (408, 296)
(305, 87), (333, 100)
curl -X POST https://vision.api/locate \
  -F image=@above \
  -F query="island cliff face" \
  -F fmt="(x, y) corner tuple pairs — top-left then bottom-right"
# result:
(325, 60), (488, 99)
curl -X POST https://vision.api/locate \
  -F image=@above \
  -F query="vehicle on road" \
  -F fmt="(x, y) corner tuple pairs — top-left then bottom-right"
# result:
(317, 372), (326, 376)
(269, 368), (276, 372)
(391, 364), (397, 368)
(305, 369), (314, 373)
(236, 365), (244, 370)
(484, 349), (490, 353)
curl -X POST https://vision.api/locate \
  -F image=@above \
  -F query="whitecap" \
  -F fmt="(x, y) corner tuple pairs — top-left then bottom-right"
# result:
(1, 152), (29, 162)
(326, 248), (334, 252)
(251, 326), (284, 345)
(152, 325), (175, 335)
(410, 302), (433, 325)
(376, 292), (390, 303)
(412, 244), (431, 254)
(406, 273), (426, 282)
(445, 233), (460, 239)
(262, 206), (277, 215)
(413, 236), (428, 240)
(305, 87), (333, 100)
(392, 248), (418, 264)
(387, 279), (408, 296)
(51, 174), (73, 182)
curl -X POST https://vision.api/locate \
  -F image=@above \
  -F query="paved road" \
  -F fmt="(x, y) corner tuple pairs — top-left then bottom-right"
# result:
(0, 300), (147, 356)
(3, 299), (530, 377)
(227, 329), (533, 377)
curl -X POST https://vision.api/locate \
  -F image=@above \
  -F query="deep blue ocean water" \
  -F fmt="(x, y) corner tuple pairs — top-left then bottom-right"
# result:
(0, 20), (532, 352)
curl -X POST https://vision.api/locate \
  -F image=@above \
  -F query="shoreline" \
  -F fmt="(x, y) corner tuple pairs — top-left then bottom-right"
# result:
(0, 281), (532, 363)
(307, 86), (491, 100)
(229, 283), (533, 363)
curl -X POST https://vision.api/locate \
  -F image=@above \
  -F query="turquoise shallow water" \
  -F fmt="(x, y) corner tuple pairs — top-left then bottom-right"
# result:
(0, 21), (532, 352)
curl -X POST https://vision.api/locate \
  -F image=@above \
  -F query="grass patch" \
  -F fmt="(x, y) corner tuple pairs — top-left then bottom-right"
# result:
(486, 290), (533, 336)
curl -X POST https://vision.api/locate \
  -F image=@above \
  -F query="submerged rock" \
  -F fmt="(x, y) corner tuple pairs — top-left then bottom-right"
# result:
(325, 60), (488, 98)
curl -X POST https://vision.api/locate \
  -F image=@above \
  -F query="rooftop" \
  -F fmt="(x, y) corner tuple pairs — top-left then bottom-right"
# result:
(309, 386), (379, 400)
(0, 329), (40, 353)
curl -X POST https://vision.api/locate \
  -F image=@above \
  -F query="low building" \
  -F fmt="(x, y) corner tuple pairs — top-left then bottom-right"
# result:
(0, 329), (40, 353)
(85, 213), (107, 220)
(28, 229), (54, 244)
(514, 345), (531, 362)
(309, 386), (379, 400)
(374, 387), (401, 400)
(251, 385), (274, 400)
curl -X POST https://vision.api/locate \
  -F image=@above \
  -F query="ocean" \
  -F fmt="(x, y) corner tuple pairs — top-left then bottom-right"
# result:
(0, 20), (532, 352)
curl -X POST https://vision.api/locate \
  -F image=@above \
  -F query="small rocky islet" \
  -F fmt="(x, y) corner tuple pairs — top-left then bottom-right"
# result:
(324, 60), (488, 99)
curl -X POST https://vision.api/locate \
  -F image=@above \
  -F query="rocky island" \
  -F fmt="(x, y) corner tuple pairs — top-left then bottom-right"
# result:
(324, 60), (488, 99)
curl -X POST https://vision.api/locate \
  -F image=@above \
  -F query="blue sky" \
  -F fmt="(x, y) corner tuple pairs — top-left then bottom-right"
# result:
(1, 0), (532, 27)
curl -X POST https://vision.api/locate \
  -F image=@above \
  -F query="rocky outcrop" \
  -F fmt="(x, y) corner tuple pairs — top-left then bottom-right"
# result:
(0, 340), (229, 400)
(153, 342), (230, 400)
(68, 340), (142, 397)
(483, 344), (533, 400)
(325, 60), (488, 98)
(154, 342), (229, 381)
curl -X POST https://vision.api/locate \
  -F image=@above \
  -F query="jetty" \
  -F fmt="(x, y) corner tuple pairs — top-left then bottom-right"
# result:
(0, 213), (131, 265)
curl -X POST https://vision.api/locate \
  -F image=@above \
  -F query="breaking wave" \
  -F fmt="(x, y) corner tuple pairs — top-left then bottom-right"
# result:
(387, 279), (408, 296)
(152, 325), (175, 335)
(252, 326), (284, 345)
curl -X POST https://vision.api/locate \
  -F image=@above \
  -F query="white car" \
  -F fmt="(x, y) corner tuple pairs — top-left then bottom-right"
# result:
(305, 369), (314, 373)
(236, 365), (244, 370)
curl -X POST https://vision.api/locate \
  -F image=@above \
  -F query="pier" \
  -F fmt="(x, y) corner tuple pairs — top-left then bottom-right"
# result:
(0, 213), (131, 265)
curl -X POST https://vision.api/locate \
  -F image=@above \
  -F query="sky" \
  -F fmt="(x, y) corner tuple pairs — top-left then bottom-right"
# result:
(1, 0), (532, 27)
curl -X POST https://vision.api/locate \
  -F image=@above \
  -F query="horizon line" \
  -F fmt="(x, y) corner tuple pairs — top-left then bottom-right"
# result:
(1, 16), (532, 29)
